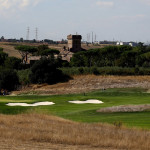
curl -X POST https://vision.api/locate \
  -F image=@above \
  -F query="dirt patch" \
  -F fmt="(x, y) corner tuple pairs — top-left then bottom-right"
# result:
(11, 75), (150, 95)
(97, 104), (150, 113)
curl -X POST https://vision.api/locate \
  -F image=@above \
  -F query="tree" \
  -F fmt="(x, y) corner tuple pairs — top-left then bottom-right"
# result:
(20, 38), (24, 42)
(0, 47), (3, 52)
(40, 49), (60, 56)
(0, 51), (8, 66)
(0, 68), (19, 91)
(4, 57), (21, 70)
(15, 45), (37, 64)
(0, 36), (4, 41)
(138, 42), (146, 52)
(37, 45), (60, 57)
(29, 57), (69, 84)
(37, 45), (49, 55)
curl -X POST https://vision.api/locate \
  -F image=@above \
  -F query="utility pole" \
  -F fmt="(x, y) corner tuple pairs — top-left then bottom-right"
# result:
(87, 33), (90, 43)
(35, 27), (38, 41)
(26, 27), (30, 41)
(95, 34), (97, 42)
(92, 32), (93, 44)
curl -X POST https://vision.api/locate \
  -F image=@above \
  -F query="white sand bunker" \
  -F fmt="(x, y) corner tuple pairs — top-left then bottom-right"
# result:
(69, 99), (104, 104)
(6, 101), (55, 107)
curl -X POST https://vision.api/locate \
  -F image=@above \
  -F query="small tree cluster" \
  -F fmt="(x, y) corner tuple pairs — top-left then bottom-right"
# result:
(0, 68), (19, 91)
(29, 57), (69, 84)
(70, 45), (150, 68)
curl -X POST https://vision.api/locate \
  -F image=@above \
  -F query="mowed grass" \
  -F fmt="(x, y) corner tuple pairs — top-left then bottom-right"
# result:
(0, 88), (150, 129)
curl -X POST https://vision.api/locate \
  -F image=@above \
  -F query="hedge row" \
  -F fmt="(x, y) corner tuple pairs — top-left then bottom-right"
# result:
(60, 67), (150, 76)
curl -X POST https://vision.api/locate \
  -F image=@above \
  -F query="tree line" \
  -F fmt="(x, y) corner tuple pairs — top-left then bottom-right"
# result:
(70, 43), (150, 68)
(1, 43), (150, 93)
(0, 45), (69, 94)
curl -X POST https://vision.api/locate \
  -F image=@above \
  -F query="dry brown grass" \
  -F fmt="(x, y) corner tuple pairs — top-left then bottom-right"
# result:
(12, 75), (150, 95)
(0, 113), (150, 150)
(0, 42), (108, 59)
(97, 104), (150, 113)
(0, 43), (21, 58)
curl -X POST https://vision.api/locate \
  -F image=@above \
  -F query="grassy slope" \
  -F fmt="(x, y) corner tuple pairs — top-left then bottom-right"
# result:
(1, 113), (150, 150)
(0, 88), (150, 129)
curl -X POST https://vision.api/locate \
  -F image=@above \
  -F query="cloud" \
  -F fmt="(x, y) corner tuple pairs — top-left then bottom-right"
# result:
(0, 0), (43, 17)
(139, 0), (150, 5)
(96, 1), (114, 7)
(112, 14), (146, 21)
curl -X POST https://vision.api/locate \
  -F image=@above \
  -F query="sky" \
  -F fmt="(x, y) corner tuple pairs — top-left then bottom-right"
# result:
(0, 0), (150, 42)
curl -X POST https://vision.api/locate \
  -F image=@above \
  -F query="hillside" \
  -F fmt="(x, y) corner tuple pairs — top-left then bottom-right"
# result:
(0, 42), (108, 59)
(0, 43), (22, 58)
(12, 75), (150, 95)
(0, 113), (149, 150)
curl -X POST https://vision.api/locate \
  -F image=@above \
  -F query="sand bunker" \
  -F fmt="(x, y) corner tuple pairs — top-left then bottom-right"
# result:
(6, 101), (55, 107)
(97, 104), (150, 113)
(69, 99), (104, 104)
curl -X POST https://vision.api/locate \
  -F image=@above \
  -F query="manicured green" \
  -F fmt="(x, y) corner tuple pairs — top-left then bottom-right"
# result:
(0, 88), (150, 129)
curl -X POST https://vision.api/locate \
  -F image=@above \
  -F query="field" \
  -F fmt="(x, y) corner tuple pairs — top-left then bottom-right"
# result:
(1, 88), (150, 129)
(0, 88), (150, 149)
(1, 113), (150, 150)
(1, 42), (150, 149)
(12, 75), (150, 95)
(0, 42), (107, 59)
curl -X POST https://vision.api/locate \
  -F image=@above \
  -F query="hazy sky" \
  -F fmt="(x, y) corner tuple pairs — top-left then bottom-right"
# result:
(0, 0), (150, 42)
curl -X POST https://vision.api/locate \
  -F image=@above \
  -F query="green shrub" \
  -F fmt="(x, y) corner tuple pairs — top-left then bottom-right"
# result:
(29, 57), (70, 84)
(60, 67), (150, 76)
(0, 47), (3, 52)
(17, 69), (31, 85)
(0, 67), (19, 91)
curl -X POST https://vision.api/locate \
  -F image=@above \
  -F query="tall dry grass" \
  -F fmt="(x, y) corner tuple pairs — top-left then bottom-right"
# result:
(0, 113), (150, 150)
(13, 75), (150, 95)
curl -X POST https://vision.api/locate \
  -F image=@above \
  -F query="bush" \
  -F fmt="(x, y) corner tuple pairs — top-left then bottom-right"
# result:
(0, 51), (8, 65)
(91, 67), (100, 75)
(4, 57), (21, 70)
(78, 67), (84, 74)
(0, 67), (19, 91)
(17, 69), (31, 85)
(29, 57), (70, 84)
(0, 47), (3, 52)
(60, 67), (150, 76)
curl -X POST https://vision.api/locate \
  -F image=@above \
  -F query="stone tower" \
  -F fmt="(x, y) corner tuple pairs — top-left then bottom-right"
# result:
(67, 34), (82, 52)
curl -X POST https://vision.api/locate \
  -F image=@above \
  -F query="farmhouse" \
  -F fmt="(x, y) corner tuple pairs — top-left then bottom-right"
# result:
(27, 34), (83, 64)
